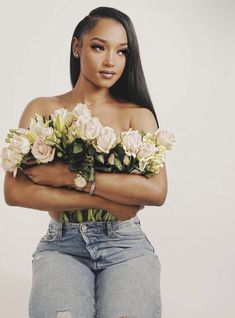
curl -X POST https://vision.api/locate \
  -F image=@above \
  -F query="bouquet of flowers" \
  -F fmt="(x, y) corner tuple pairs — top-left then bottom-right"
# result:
(1, 103), (176, 222)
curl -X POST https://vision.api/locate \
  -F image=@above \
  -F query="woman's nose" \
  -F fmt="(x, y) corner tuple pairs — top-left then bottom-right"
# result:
(103, 51), (115, 66)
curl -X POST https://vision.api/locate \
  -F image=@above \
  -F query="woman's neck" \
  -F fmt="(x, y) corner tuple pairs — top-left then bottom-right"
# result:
(69, 76), (114, 107)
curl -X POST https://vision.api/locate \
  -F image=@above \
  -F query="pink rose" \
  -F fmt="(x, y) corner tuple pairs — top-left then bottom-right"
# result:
(31, 135), (55, 163)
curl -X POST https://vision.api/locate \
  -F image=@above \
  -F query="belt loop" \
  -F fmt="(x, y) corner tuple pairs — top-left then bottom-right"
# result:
(106, 221), (113, 236)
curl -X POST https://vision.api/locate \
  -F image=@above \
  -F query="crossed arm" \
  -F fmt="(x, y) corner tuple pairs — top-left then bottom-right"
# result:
(21, 160), (167, 206)
(4, 99), (167, 216)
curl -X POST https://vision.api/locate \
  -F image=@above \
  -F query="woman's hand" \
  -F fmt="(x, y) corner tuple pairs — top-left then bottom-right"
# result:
(23, 161), (75, 187)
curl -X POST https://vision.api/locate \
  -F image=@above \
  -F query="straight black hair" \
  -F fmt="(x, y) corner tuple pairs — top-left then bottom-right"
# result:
(70, 6), (159, 128)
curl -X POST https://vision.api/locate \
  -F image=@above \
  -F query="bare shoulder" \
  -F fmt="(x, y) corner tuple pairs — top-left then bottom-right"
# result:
(18, 96), (60, 129)
(127, 103), (158, 133)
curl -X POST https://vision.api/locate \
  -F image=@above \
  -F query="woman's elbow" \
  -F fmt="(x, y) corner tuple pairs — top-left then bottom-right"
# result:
(4, 184), (17, 206)
(151, 185), (168, 206)
(4, 172), (20, 206)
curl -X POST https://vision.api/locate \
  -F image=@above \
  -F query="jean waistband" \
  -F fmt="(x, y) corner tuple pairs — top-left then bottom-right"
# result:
(49, 215), (140, 232)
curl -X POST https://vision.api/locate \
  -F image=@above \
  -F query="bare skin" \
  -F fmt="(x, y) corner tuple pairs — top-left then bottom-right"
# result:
(4, 18), (167, 221)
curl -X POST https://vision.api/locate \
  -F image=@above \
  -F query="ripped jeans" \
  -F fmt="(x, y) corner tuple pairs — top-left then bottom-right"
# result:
(28, 216), (161, 318)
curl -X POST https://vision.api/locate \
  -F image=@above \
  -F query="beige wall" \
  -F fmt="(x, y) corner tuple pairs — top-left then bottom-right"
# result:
(0, 0), (234, 317)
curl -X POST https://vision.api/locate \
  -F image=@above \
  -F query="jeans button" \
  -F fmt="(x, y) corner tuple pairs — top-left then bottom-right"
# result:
(81, 224), (87, 231)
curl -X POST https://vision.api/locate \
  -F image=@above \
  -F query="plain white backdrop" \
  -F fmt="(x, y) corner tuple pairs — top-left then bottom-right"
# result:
(0, 0), (234, 317)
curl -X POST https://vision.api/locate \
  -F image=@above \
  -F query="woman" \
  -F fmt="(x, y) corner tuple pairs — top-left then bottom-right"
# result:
(4, 6), (167, 318)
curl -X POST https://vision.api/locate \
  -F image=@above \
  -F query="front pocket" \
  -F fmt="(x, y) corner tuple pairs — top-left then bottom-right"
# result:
(112, 222), (145, 240)
(40, 224), (63, 242)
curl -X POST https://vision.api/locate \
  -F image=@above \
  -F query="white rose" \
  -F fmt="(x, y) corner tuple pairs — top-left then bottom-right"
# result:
(0, 147), (23, 176)
(155, 129), (176, 150)
(41, 127), (54, 137)
(121, 128), (142, 158)
(72, 103), (92, 118)
(31, 135), (55, 163)
(137, 142), (157, 161)
(10, 134), (31, 154)
(93, 127), (117, 153)
(29, 114), (45, 136)
(76, 115), (102, 140)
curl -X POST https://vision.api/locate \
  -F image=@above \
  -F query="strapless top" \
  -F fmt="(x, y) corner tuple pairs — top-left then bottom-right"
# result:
(60, 208), (117, 223)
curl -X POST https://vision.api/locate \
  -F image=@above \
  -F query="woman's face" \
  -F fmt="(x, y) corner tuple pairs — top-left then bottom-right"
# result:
(73, 18), (129, 88)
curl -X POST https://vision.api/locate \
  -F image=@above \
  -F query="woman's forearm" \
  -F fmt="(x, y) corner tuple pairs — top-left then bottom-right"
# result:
(4, 171), (110, 212)
(65, 169), (165, 206)
(93, 172), (159, 206)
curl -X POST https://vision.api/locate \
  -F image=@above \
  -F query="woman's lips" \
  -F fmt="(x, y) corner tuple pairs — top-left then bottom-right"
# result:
(99, 71), (115, 79)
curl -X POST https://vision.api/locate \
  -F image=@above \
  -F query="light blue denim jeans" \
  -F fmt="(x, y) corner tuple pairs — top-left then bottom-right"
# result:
(28, 216), (161, 318)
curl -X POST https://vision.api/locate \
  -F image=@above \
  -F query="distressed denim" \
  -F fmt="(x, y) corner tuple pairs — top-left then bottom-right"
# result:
(29, 216), (161, 318)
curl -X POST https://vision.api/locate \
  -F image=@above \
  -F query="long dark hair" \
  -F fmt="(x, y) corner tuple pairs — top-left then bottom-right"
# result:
(70, 6), (159, 128)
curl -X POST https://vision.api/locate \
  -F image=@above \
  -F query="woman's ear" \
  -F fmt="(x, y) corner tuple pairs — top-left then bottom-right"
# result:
(72, 37), (82, 58)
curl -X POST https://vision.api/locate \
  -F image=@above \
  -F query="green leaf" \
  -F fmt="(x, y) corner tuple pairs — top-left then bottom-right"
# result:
(87, 145), (95, 156)
(62, 135), (67, 149)
(114, 157), (122, 171)
(73, 144), (83, 154)
(114, 145), (125, 156)
(140, 130), (146, 138)
(95, 166), (112, 173)
(95, 153), (105, 164)
(55, 144), (65, 153)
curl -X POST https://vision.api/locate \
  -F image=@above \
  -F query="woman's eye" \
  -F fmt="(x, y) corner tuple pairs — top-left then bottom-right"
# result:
(91, 44), (104, 51)
(118, 48), (129, 56)
(91, 44), (129, 56)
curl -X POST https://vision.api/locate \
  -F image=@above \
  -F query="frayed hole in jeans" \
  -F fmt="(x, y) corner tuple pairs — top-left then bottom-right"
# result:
(117, 316), (139, 318)
(56, 310), (71, 318)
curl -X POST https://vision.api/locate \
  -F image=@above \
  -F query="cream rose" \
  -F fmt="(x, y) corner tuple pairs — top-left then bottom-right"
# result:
(31, 135), (55, 163)
(0, 147), (23, 177)
(121, 128), (142, 158)
(137, 142), (157, 161)
(76, 115), (102, 140)
(155, 129), (176, 150)
(41, 127), (54, 137)
(93, 127), (117, 153)
(10, 134), (31, 154)
(72, 103), (92, 118)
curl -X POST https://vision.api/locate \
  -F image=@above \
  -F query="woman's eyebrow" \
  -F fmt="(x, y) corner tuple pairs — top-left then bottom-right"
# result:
(90, 37), (128, 46)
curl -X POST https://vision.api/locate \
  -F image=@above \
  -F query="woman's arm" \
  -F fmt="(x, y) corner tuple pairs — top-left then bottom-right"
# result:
(4, 170), (142, 220)
(93, 108), (168, 206)
(22, 106), (167, 206)
(4, 169), (104, 212)
(3, 98), (142, 220)
(88, 166), (167, 206)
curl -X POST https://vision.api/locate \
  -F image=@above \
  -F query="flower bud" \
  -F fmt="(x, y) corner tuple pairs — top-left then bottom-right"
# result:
(123, 154), (130, 166)
(55, 131), (62, 138)
(108, 153), (115, 165)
